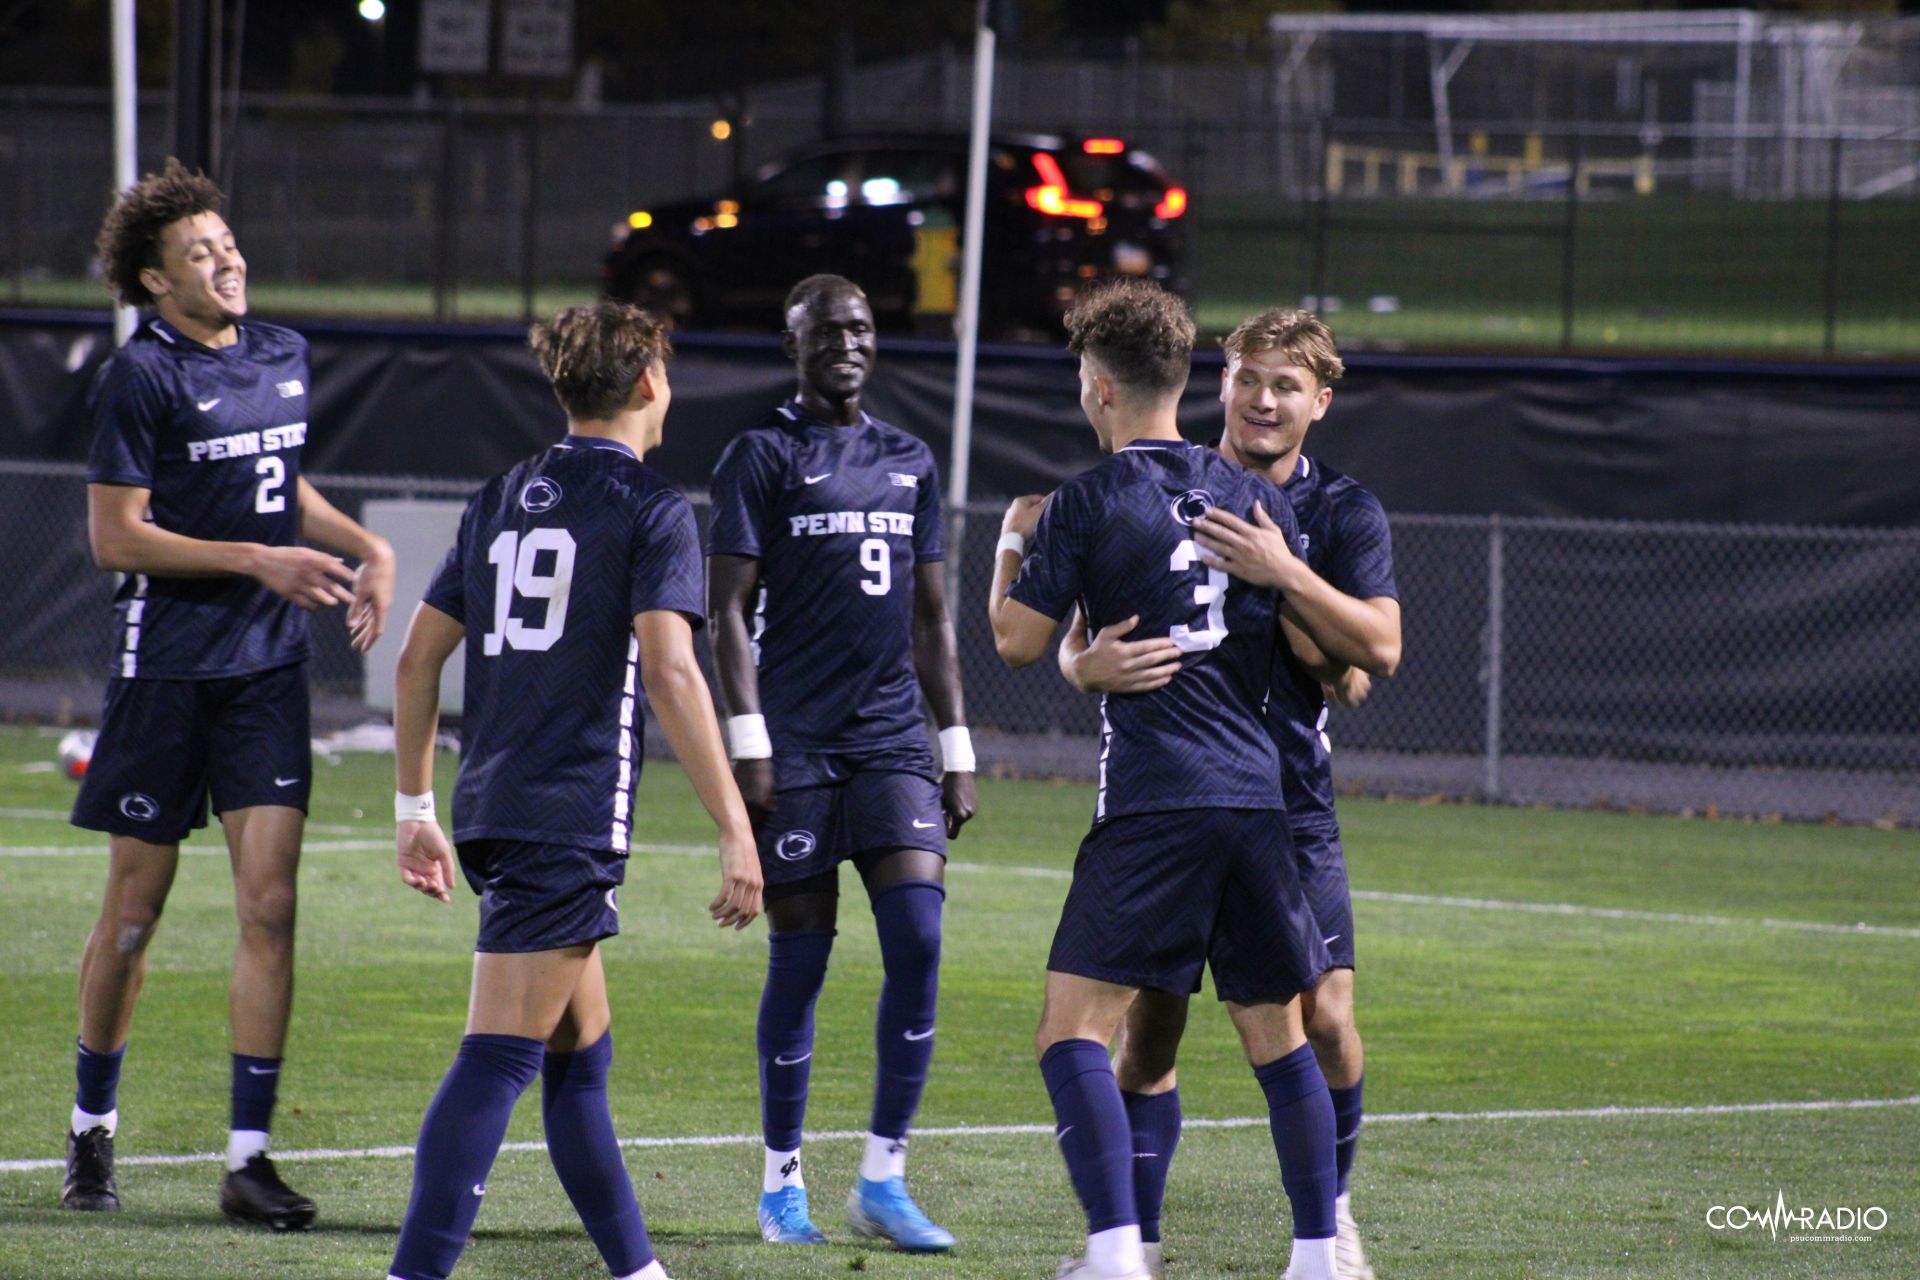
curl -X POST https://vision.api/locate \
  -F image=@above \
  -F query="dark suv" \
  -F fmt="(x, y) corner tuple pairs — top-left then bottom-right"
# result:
(602, 133), (1188, 337)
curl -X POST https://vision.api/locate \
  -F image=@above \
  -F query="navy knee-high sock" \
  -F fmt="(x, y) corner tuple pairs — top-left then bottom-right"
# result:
(869, 881), (943, 1142)
(74, 1038), (125, 1118)
(1122, 1087), (1182, 1244)
(757, 929), (834, 1153)
(1253, 1043), (1337, 1241)
(1039, 1039), (1138, 1235)
(390, 1034), (545, 1280)
(1330, 1076), (1363, 1197)
(542, 1033), (653, 1277)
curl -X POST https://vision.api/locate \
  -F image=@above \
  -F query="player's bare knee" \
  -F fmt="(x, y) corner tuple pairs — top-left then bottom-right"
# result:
(236, 886), (298, 948)
(111, 914), (160, 959)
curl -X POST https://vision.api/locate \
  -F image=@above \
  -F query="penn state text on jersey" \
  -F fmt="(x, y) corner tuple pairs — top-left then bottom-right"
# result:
(707, 400), (945, 755)
(86, 316), (311, 679)
(423, 436), (705, 852)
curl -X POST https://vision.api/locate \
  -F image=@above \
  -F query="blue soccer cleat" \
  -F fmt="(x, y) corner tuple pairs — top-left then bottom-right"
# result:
(758, 1185), (828, 1245)
(846, 1175), (954, 1252)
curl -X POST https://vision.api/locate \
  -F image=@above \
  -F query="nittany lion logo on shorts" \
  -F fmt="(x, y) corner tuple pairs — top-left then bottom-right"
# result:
(1170, 489), (1215, 526)
(775, 830), (817, 862)
(119, 792), (159, 822)
(520, 477), (563, 513)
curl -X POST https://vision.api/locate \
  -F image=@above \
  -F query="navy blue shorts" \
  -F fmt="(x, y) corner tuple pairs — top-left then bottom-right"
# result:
(72, 663), (311, 844)
(1047, 808), (1332, 1004)
(1293, 823), (1355, 969)
(456, 839), (624, 954)
(759, 745), (946, 889)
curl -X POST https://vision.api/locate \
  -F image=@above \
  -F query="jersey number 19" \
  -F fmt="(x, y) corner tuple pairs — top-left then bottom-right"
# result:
(484, 528), (575, 655)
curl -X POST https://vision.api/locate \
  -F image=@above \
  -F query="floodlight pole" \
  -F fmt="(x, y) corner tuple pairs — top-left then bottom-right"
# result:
(111, 0), (137, 346)
(947, 1), (996, 604)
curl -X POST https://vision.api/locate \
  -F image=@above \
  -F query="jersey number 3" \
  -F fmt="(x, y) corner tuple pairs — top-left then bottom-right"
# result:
(484, 528), (576, 655)
(1168, 538), (1228, 653)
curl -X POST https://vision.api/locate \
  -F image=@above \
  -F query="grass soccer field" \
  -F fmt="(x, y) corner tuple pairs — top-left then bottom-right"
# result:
(0, 723), (1915, 1278)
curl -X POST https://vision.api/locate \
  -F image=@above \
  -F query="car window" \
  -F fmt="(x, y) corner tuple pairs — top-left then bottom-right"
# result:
(751, 154), (859, 209)
(848, 150), (960, 205)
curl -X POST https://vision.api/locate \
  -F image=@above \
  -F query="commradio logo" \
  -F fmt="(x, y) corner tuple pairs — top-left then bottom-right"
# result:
(1706, 1190), (1886, 1244)
(520, 477), (563, 513)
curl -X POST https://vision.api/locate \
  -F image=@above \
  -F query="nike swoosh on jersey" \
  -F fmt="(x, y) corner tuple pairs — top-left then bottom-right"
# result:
(911, 819), (937, 829)
(196, 397), (221, 411)
(1323, 934), (1342, 946)
(803, 472), (832, 484)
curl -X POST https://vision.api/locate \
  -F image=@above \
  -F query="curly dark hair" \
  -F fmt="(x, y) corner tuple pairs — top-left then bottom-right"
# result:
(95, 158), (226, 308)
(1063, 279), (1196, 398)
(528, 301), (673, 421)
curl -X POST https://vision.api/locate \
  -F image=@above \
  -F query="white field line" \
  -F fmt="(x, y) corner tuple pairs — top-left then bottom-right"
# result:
(4, 838), (1919, 940)
(1, 1094), (1914, 1176)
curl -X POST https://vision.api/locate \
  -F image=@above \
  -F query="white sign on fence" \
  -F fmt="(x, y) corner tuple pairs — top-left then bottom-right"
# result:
(502, 0), (573, 78)
(420, 0), (490, 75)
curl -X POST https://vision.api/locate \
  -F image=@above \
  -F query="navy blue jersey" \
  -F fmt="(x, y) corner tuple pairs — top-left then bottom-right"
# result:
(1272, 455), (1398, 832)
(1009, 439), (1299, 821)
(86, 316), (311, 679)
(423, 437), (705, 852)
(707, 401), (945, 754)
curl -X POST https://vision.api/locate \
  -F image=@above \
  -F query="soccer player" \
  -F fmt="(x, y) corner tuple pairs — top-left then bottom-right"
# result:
(384, 302), (762, 1280)
(1060, 309), (1400, 1280)
(707, 274), (975, 1251)
(988, 280), (1342, 1280)
(64, 159), (395, 1228)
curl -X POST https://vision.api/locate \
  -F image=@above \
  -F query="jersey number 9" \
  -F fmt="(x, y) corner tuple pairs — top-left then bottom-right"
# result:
(484, 528), (576, 655)
(858, 537), (891, 596)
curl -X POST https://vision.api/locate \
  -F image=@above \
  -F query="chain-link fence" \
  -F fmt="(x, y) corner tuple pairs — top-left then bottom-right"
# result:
(5, 462), (1915, 824)
(3, 68), (1917, 354)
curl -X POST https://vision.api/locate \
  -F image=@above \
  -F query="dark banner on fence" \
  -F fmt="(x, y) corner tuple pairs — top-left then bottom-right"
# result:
(3, 310), (1918, 525)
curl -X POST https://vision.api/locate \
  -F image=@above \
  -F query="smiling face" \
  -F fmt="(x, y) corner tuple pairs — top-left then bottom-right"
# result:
(1218, 344), (1332, 477)
(785, 287), (876, 419)
(142, 212), (247, 345)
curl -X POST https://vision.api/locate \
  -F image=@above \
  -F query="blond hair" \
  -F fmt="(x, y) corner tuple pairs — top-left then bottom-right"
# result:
(528, 302), (672, 421)
(1221, 309), (1344, 387)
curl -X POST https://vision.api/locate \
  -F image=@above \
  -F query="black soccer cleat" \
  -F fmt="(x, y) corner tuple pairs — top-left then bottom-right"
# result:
(63, 1126), (121, 1212)
(219, 1153), (317, 1232)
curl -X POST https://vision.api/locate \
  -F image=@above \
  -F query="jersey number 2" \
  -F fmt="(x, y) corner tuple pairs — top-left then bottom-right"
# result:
(254, 456), (286, 513)
(484, 528), (576, 655)
(1168, 539), (1228, 653)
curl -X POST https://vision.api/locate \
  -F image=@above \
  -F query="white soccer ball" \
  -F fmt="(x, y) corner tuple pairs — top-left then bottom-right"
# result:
(58, 729), (97, 780)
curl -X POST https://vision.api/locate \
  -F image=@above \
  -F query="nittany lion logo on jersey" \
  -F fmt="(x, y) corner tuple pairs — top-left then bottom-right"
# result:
(774, 830), (817, 862)
(1170, 489), (1215, 526)
(119, 792), (159, 822)
(520, 477), (563, 513)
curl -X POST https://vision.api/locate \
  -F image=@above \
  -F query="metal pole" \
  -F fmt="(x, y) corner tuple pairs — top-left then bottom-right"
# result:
(521, 100), (539, 324)
(111, 0), (138, 345)
(1483, 514), (1505, 802)
(1732, 11), (1755, 199)
(947, 1), (996, 604)
(434, 101), (459, 321)
(174, 0), (214, 173)
(1822, 132), (1843, 356)
(1559, 129), (1582, 352)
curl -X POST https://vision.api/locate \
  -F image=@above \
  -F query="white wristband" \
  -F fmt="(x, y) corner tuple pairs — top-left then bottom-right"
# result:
(996, 531), (1027, 560)
(395, 790), (436, 824)
(938, 725), (976, 775)
(728, 714), (773, 761)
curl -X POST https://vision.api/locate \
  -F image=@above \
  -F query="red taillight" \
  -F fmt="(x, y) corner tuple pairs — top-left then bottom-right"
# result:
(1154, 186), (1188, 219)
(1025, 152), (1104, 219)
(1083, 137), (1126, 155)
